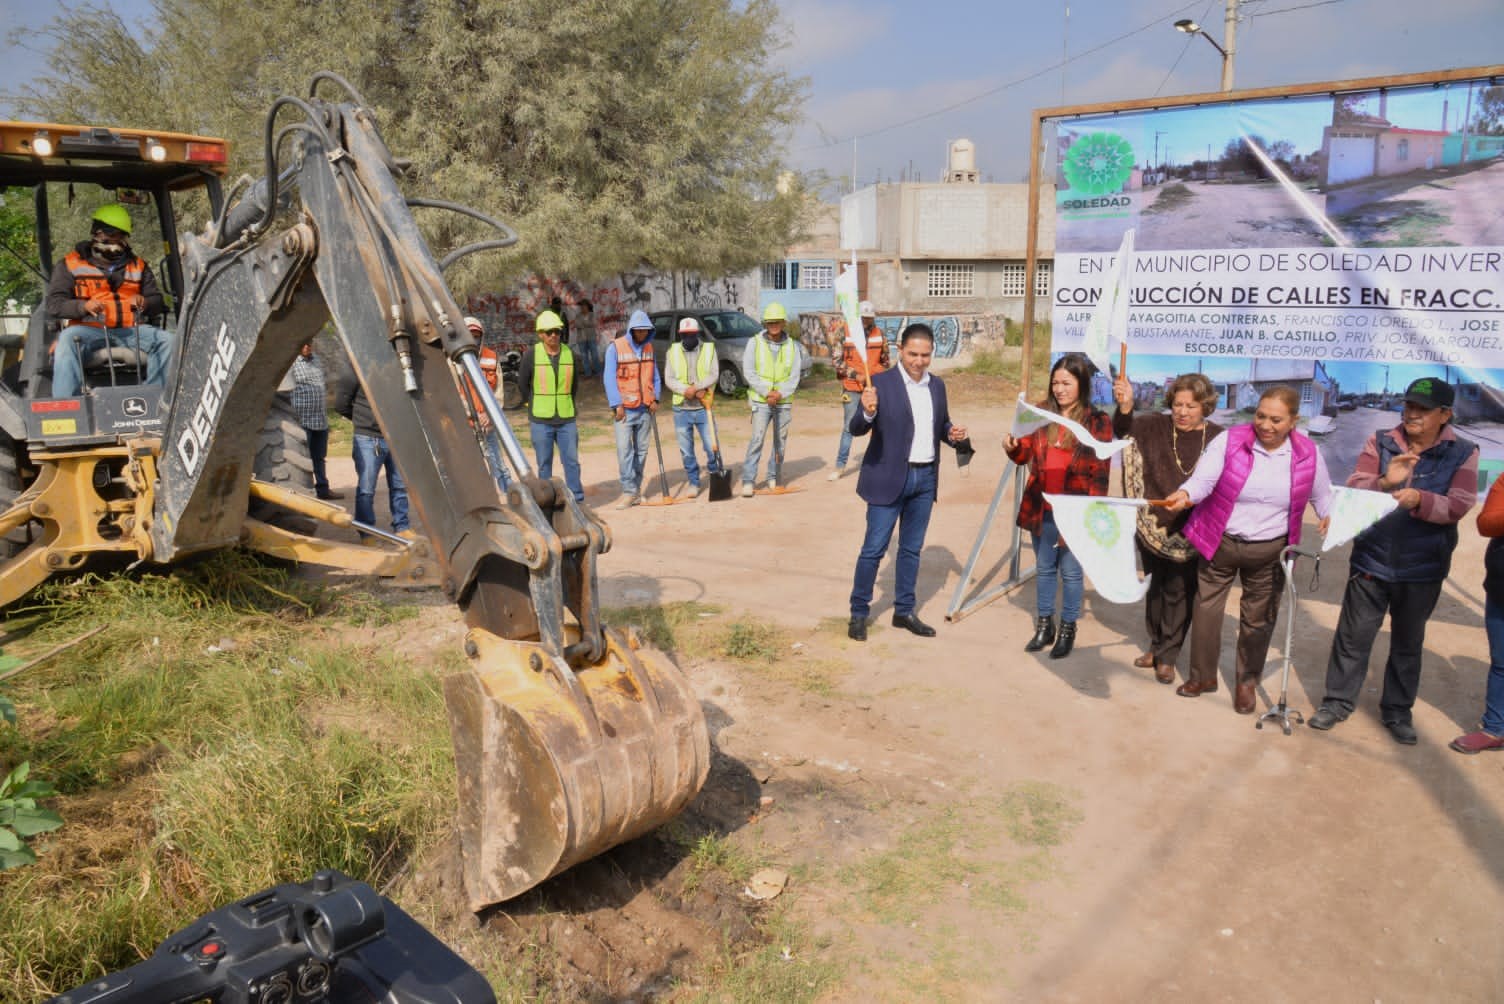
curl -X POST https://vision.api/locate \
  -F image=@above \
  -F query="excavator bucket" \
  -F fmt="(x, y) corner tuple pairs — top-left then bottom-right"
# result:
(443, 623), (710, 910)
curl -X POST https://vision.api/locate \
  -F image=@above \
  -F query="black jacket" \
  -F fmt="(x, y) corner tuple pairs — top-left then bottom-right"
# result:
(332, 372), (381, 439)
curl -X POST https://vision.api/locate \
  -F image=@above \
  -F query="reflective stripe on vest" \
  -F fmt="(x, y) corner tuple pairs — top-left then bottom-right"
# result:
(749, 335), (795, 404)
(613, 335), (656, 408)
(667, 344), (716, 407)
(65, 250), (146, 329)
(531, 343), (575, 419)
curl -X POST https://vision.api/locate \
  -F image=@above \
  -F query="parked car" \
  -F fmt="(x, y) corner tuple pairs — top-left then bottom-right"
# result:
(647, 308), (812, 396)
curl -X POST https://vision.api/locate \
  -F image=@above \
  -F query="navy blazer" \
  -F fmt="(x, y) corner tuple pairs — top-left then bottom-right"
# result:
(849, 366), (955, 506)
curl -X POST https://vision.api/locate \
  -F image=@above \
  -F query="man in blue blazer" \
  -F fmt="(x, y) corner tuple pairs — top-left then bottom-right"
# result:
(847, 323), (970, 640)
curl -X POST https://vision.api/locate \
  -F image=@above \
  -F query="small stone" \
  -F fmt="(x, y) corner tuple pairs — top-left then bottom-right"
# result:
(759, 796), (774, 806)
(1220, 928), (1234, 937)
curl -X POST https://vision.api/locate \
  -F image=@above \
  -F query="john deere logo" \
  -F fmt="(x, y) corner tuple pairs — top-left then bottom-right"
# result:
(1083, 500), (1121, 549)
(1063, 132), (1135, 196)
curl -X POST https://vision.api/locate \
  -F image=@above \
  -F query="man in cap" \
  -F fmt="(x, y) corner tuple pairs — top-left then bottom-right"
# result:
(741, 302), (801, 497)
(1309, 377), (1479, 744)
(520, 309), (584, 503)
(45, 204), (173, 397)
(604, 309), (661, 508)
(461, 316), (513, 492)
(291, 341), (342, 500)
(831, 300), (889, 481)
(663, 316), (722, 496)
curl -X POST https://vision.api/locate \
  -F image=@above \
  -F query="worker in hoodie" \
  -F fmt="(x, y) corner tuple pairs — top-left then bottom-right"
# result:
(603, 309), (662, 508)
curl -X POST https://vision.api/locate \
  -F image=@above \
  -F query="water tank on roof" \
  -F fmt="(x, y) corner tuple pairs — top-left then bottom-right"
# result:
(945, 139), (978, 183)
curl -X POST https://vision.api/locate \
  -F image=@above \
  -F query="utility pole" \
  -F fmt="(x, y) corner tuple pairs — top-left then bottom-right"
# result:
(1221, 0), (1237, 92)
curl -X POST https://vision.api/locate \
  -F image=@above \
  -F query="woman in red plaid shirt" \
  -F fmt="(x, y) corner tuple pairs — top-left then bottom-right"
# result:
(1003, 353), (1114, 659)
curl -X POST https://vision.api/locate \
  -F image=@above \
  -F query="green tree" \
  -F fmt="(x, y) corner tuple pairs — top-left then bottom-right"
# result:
(1469, 85), (1504, 137)
(7, 0), (809, 286)
(0, 189), (45, 309)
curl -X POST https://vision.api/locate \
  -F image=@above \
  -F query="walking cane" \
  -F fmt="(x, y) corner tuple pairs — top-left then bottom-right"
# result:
(1257, 545), (1320, 735)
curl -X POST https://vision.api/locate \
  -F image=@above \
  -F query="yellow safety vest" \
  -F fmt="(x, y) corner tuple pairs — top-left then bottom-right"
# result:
(749, 335), (795, 405)
(667, 343), (716, 407)
(531, 343), (575, 419)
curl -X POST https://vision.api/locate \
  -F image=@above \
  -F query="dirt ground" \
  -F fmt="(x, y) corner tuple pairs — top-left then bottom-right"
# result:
(326, 372), (1504, 1002)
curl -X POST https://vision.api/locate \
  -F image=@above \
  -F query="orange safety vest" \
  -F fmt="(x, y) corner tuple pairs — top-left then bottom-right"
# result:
(64, 250), (147, 329)
(465, 346), (500, 418)
(840, 323), (888, 392)
(613, 334), (656, 409)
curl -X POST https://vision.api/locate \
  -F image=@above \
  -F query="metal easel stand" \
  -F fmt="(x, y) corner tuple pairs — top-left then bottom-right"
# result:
(946, 460), (1036, 624)
(1257, 545), (1321, 735)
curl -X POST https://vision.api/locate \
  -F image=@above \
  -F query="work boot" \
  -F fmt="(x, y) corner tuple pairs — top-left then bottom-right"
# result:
(1049, 621), (1077, 659)
(740, 483), (754, 498)
(1024, 615), (1055, 653)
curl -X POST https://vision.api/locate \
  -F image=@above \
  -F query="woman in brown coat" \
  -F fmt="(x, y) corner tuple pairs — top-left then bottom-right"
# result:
(1112, 372), (1223, 684)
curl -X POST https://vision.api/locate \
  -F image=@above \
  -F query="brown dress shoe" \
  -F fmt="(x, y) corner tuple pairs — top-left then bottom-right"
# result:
(1133, 651), (1155, 669)
(1234, 681), (1258, 715)
(1176, 679), (1218, 698)
(1154, 663), (1176, 685)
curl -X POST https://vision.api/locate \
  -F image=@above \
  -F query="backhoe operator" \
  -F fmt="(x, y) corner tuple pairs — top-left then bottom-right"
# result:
(45, 204), (173, 398)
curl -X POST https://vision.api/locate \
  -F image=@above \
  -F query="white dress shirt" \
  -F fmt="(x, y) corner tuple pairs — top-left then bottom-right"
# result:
(903, 368), (935, 464)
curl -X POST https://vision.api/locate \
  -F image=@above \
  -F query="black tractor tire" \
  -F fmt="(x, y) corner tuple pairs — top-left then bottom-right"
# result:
(717, 362), (742, 397)
(0, 433), (36, 558)
(254, 391), (315, 492)
(501, 375), (525, 411)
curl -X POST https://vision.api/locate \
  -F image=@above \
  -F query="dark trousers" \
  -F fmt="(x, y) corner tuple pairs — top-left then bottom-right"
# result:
(1322, 574), (1442, 725)
(1187, 535), (1287, 688)
(304, 426), (330, 494)
(849, 464), (937, 621)
(1139, 540), (1200, 668)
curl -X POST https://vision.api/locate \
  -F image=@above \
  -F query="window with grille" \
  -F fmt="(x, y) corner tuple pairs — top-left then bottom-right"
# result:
(1301, 382), (1314, 404)
(799, 263), (834, 290)
(1034, 262), (1052, 298)
(761, 263), (790, 290)
(927, 263), (975, 297)
(1001, 263), (1026, 297)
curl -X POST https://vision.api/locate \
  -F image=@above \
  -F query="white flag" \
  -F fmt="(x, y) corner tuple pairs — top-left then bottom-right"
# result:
(1081, 228), (1134, 375)
(834, 260), (863, 355)
(1043, 494), (1151, 603)
(1323, 486), (1400, 552)
(1010, 394), (1133, 461)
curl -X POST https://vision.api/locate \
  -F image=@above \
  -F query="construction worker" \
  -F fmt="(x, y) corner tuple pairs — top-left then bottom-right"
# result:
(664, 316), (722, 497)
(461, 316), (512, 492)
(519, 310), (584, 503)
(45, 204), (173, 397)
(830, 300), (889, 481)
(740, 303), (801, 496)
(604, 309), (661, 508)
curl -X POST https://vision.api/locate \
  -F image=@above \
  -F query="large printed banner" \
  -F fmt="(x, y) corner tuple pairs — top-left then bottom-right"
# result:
(1046, 73), (1504, 463)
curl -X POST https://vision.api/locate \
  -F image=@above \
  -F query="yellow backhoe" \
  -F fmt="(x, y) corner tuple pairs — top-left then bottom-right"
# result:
(0, 72), (708, 911)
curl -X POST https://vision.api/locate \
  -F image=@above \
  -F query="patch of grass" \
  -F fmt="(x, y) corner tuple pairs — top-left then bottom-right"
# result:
(326, 411), (354, 457)
(681, 832), (760, 896)
(602, 600), (721, 653)
(953, 345), (1013, 377)
(683, 906), (841, 1004)
(0, 555), (456, 1000)
(722, 621), (780, 662)
(1142, 182), (1194, 215)
(999, 780), (1084, 848)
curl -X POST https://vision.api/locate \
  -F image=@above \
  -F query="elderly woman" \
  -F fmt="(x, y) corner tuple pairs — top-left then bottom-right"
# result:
(1003, 353), (1114, 659)
(1113, 373), (1224, 685)
(1164, 385), (1332, 714)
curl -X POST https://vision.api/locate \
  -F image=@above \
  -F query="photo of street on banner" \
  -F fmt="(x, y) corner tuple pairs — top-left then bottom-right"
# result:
(1043, 70), (1504, 491)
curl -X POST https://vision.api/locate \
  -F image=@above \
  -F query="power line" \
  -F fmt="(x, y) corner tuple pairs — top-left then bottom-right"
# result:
(1153, 0), (1218, 96)
(1249, 0), (1345, 17)
(796, 0), (1206, 153)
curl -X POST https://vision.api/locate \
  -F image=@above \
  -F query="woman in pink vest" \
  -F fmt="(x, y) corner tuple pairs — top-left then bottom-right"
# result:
(1163, 386), (1333, 714)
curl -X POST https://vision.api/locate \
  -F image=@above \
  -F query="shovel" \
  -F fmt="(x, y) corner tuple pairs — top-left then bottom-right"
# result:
(641, 408), (693, 506)
(704, 403), (734, 502)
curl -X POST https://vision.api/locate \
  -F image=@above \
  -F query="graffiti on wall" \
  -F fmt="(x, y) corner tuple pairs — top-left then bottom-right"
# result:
(466, 271), (751, 351)
(797, 312), (1014, 361)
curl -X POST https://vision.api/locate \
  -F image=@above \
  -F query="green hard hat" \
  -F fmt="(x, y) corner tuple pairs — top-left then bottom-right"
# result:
(91, 204), (132, 235)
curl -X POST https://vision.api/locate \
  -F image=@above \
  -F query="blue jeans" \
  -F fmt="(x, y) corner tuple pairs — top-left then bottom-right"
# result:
(835, 394), (861, 469)
(575, 339), (601, 377)
(850, 464), (937, 620)
(531, 419), (584, 502)
(1484, 597), (1504, 735)
(673, 408), (721, 486)
(353, 433), (409, 533)
(743, 402), (791, 486)
(52, 323), (172, 397)
(614, 407), (652, 496)
(1033, 510), (1084, 622)
(304, 426), (330, 494)
(480, 426), (513, 492)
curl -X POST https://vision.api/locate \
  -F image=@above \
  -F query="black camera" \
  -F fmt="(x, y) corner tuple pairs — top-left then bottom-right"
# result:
(46, 870), (495, 1004)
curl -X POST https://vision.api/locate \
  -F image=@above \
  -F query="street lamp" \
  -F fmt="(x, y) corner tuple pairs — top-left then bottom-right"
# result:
(1174, 11), (1235, 92)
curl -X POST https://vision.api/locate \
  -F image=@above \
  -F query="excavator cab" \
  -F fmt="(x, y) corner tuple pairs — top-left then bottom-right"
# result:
(0, 83), (709, 910)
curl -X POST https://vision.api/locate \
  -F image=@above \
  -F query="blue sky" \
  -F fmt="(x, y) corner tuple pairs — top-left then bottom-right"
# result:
(3, 0), (1502, 193)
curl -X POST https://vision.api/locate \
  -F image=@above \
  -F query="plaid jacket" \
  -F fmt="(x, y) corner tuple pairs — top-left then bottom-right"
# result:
(290, 354), (328, 431)
(1006, 408), (1113, 535)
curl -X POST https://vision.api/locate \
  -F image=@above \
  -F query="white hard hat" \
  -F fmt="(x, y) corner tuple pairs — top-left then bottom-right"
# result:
(678, 316), (701, 334)
(859, 300), (875, 317)
(463, 315), (484, 333)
